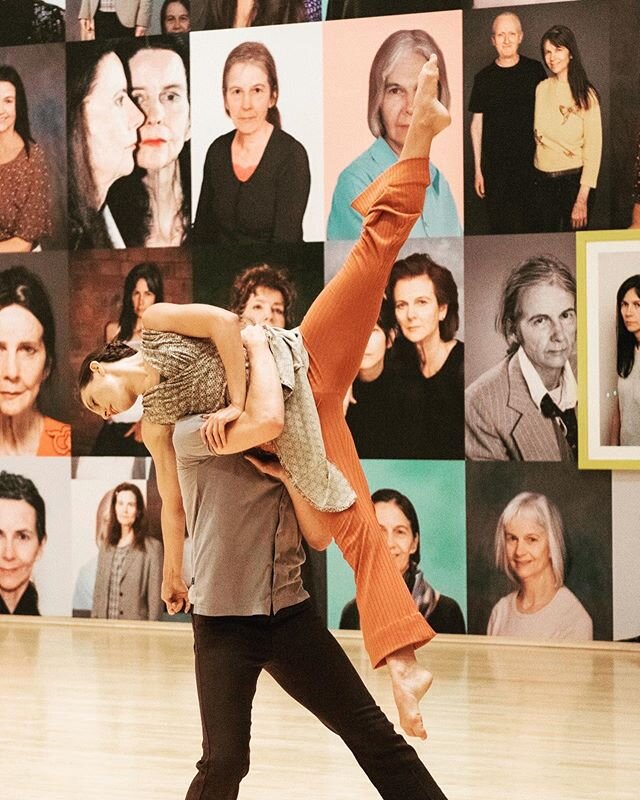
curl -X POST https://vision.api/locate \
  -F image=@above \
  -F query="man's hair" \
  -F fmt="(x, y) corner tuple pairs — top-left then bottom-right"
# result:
(0, 471), (46, 543)
(496, 255), (576, 355)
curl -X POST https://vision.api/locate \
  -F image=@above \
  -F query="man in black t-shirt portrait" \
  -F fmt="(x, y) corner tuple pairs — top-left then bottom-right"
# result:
(469, 12), (546, 234)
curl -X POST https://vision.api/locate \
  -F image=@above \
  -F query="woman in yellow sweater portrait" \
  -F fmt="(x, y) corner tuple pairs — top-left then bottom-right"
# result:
(533, 24), (602, 232)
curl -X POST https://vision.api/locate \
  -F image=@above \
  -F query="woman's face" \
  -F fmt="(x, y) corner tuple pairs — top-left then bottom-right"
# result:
(620, 287), (640, 339)
(243, 287), (286, 327)
(393, 276), (447, 345)
(83, 53), (144, 196)
(380, 51), (427, 156)
(504, 510), (552, 584)
(0, 305), (48, 419)
(132, 278), (156, 319)
(542, 40), (571, 79)
(163, 1), (190, 33)
(360, 325), (388, 371)
(375, 500), (418, 576)
(224, 61), (275, 135)
(0, 498), (44, 598)
(114, 490), (138, 529)
(129, 49), (191, 173)
(81, 365), (137, 420)
(0, 81), (17, 136)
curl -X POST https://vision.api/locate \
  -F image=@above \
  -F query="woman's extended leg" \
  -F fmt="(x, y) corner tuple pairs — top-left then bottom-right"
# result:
(298, 57), (451, 738)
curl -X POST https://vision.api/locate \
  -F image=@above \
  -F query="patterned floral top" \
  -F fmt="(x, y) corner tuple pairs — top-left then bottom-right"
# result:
(141, 327), (355, 512)
(0, 143), (52, 246)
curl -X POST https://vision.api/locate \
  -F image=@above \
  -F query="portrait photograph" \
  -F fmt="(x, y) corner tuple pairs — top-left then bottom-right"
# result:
(65, 0), (162, 41)
(0, 456), (72, 617)
(0, 1), (65, 46)
(0, 251), (72, 458)
(326, 458), (467, 635)
(68, 246), (192, 456)
(577, 230), (640, 468)
(189, 22), (325, 244)
(463, 0), (610, 236)
(464, 232), (578, 462)
(466, 461), (612, 641)
(0, 42), (67, 251)
(326, 236), (464, 459)
(323, 10), (464, 241)
(191, 0), (321, 30)
(324, 1), (469, 19)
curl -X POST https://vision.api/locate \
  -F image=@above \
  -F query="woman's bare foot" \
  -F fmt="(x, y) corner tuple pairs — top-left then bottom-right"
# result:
(400, 54), (451, 161)
(387, 646), (433, 740)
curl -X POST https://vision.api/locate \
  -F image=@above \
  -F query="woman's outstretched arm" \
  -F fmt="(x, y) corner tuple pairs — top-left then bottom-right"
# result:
(142, 302), (247, 448)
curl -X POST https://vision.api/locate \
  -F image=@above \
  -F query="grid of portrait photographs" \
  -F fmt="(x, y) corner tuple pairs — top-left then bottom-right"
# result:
(0, 0), (638, 646)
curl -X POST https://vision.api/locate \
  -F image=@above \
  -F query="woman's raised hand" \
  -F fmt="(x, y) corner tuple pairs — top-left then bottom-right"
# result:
(200, 403), (243, 451)
(414, 54), (451, 137)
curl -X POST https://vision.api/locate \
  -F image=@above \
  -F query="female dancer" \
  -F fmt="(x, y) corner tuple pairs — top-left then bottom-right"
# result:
(79, 56), (449, 737)
(610, 275), (640, 446)
(193, 41), (310, 244)
(533, 25), (602, 232)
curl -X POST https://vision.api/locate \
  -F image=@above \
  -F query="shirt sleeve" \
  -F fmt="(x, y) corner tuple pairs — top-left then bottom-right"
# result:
(13, 145), (52, 244)
(272, 138), (310, 242)
(580, 91), (602, 189)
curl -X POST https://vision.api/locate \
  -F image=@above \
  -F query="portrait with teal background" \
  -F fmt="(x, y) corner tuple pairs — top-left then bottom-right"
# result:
(327, 459), (467, 629)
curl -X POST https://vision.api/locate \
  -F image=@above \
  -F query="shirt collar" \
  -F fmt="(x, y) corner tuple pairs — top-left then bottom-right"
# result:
(517, 347), (577, 411)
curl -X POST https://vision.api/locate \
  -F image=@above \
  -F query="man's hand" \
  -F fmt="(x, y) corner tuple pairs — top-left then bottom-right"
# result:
(240, 323), (269, 349)
(200, 404), (243, 451)
(162, 574), (190, 615)
(244, 452), (285, 481)
(124, 421), (144, 443)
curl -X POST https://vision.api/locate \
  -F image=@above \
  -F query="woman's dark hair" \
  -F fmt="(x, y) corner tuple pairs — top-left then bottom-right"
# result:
(387, 253), (460, 342)
(205, 0), (306, 29)
(372, 488), (420, 566)
(0, 471), (46, 543)
(67, 41), (120, 250)
(106, 482), (148, 551)
(107, 36), (191, 247)
(497, 254), (576, 356)
(161, 0), (190, 29)
(229, 263), (297, 327)
(77, 341), (137, 394)
(0, 266), (56, 378)
(115, 262), (165, 342)
(222, 41), (282, 130)
(0, 65), (34, 156)
(540, 25), (599, 110)
(616, 275), (640, 378)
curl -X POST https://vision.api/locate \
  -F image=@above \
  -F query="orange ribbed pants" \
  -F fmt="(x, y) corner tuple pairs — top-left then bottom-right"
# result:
(299, 159), (435, 668)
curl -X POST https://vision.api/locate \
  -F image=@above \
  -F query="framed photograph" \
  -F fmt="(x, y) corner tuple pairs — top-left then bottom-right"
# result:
(577, 230), (640, 468)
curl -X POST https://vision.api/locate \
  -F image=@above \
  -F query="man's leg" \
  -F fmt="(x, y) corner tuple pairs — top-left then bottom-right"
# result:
(266, 603), (448, 800)
(185, 614), (267, 800)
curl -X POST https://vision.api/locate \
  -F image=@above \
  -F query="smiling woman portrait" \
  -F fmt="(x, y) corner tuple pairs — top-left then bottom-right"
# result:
(487, 491), (592, 641)
(0, 266), (70, 456)
(609, 274), (640, 446)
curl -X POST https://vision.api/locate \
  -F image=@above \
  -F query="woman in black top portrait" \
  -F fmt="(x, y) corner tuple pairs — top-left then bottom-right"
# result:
(340, 488), (466, 634)
(386, 253), (464, 458)
(193, 41), (310, 245)
(194, 0), (318, 29)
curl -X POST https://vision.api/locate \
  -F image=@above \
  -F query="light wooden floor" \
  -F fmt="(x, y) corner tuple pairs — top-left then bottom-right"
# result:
(1, 618), (638, 800)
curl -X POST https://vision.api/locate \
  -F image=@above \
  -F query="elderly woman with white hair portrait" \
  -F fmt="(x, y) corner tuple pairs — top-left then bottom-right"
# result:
(327, 28), (461, 240)
(487, 491), (592, 641)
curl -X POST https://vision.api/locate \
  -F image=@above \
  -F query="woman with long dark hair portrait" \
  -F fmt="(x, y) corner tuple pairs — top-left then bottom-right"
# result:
(386, 253), (464, 458)
(92, 482), (163, 621)
(193, 41), (310, 244)
(92, 262), (164, 456)
(194, 0), (318, 29)
(341, 488), (465, 633)
(610, 274), (640, 446)
(108, 36), (192, 248)
(0, 65), (51, 253)
(0, 266), (69, 456)
(67, 42), (144, 250)
(533, 25), (602, 232)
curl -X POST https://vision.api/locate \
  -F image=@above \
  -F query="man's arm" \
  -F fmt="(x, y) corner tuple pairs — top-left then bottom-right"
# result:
(142, 420), (189, 614)
(201, 324), (285, 455)
(470, 113), (485, 199)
